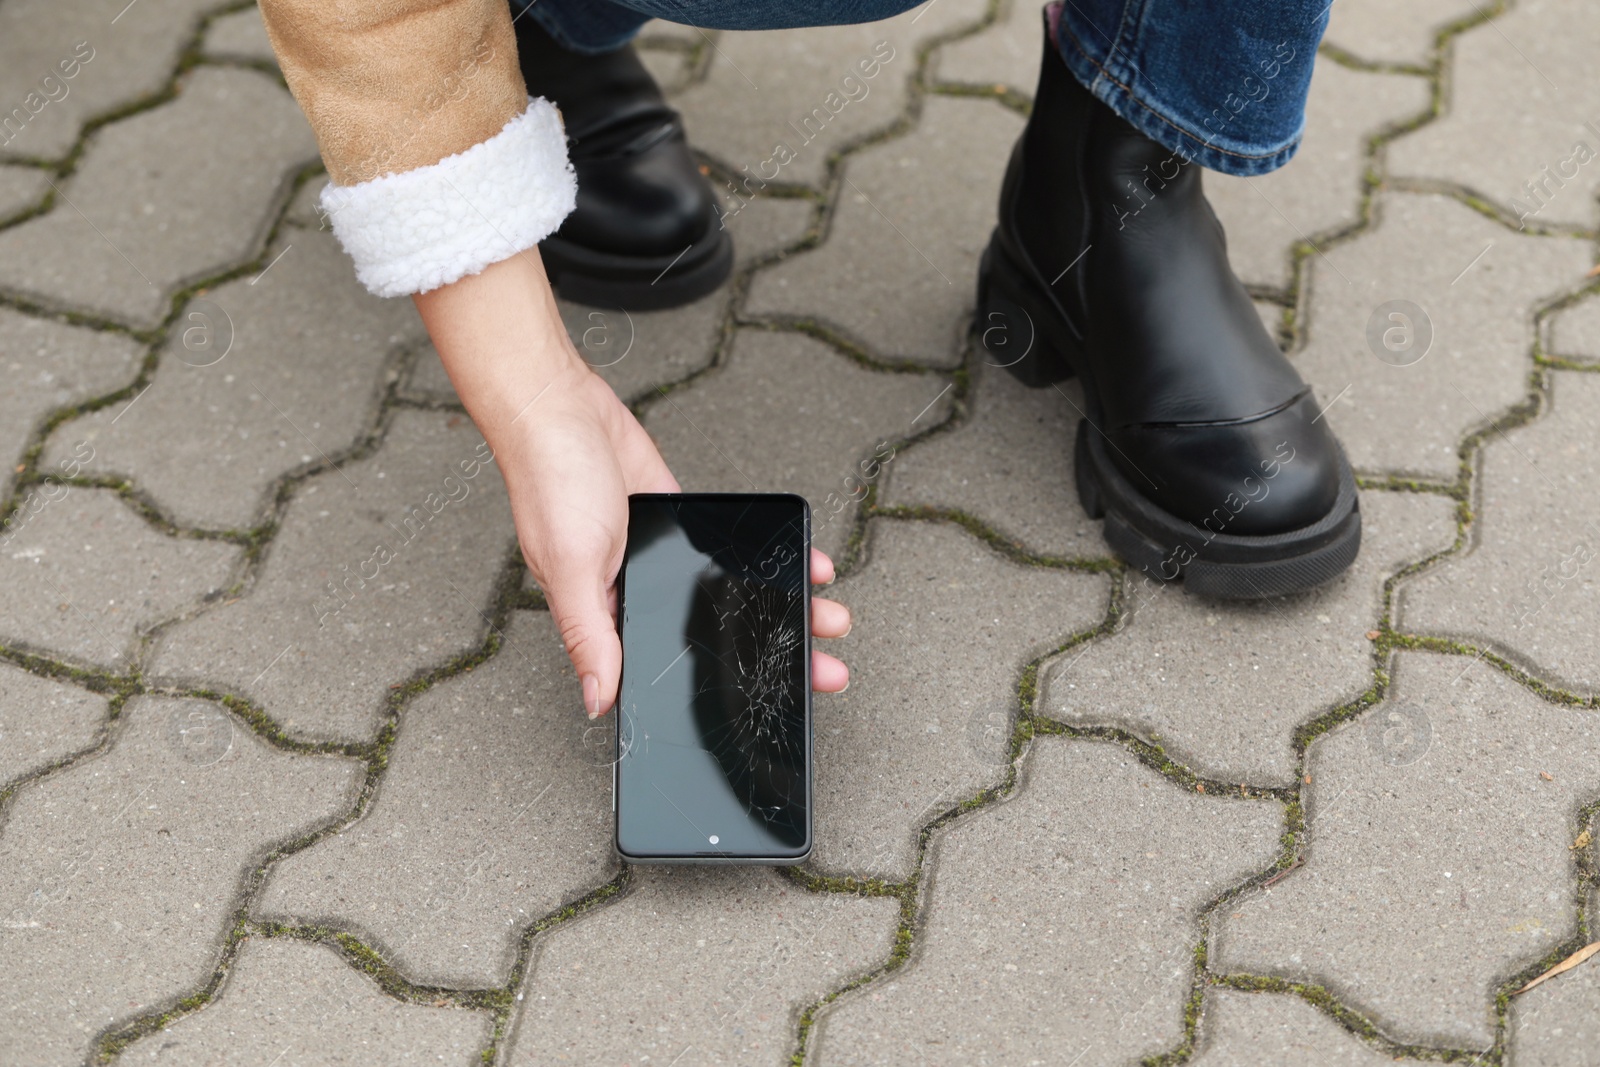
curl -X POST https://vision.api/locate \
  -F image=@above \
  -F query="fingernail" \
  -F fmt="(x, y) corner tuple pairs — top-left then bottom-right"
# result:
(582, 673), (601, 718)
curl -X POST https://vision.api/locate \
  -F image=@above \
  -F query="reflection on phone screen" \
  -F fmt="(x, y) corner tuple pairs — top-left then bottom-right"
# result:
(617, 495), (810, 861)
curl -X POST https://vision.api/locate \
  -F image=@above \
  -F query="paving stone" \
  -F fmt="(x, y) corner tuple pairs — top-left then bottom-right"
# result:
(1546, 291), (1600, 366)
(1323, 0), (1482, 67)
(508, 866), (898, 1067)
(1207, 57), (1431, 291)
(282, 173), (331, 231)
(884, 364), (1098, 559)
(811, 518), (1106, 880)
(0, 0), (218, 162)
(404, 194), (815, 406)
(1213, 653), (1600, 1048)
(638, 329), (954, 562)
(1511, 943), (1600, 1067)
(0, 163), (48, 221)
(674, 1), (988, 189)
(1399, 370), (1600, 695)
(1190, 989), (1407, 1066)
(1293, 192), (1588, 480)
(636, 19), (707, 47)
(0, 664), (106, 786)
(200, 5), (276, 66)
(932, 0), (1041, 98)
(256, 611), (615, 988)
(0, 488), (237, 670)
(1387, 0), (1600, 231)
(637, 43), (695, 96)
(148, 409), (513, 743)
(0, 694), (360, 1066)
(813, 737), (1281, 1065)
(1042, 490), (1457, 787)
(746, 95), (1021, 367)
(120, 938), (491, 1066)
(41, 230), (423, 531)
(0, 304), (142, 502)
(0, 66), (318, 326)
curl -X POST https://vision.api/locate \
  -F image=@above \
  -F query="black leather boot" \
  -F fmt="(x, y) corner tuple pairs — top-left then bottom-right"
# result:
(516, 17), (731, 310)
(976, 13), (1360, 598)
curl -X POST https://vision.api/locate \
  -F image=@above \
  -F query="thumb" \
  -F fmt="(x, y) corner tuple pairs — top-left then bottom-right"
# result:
(545, 568), (622, 719)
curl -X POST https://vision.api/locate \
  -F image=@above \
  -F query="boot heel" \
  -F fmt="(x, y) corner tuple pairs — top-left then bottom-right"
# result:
(974, 231), (1078, 387)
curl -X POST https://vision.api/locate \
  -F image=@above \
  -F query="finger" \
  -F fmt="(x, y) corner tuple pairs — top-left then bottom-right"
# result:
(811, 596), (851, 639)
(615, 409), (681, 495)
(810, 549), (835, 585)
(543, 569), (623, 719)
(812, 650), (850, 693)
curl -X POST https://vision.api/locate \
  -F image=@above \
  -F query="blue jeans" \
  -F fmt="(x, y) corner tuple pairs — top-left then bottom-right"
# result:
(517, 0), (1329, 177)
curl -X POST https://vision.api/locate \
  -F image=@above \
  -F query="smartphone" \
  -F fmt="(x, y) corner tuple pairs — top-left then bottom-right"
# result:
(614, 493), (812, 864)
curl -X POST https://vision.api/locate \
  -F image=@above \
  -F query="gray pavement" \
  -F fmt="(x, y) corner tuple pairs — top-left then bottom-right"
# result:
(1, 0), (1598, 1064)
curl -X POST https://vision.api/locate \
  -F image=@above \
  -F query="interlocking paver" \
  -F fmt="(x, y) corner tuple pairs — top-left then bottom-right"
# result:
(1322, 0), (1482, 67)
(0, 66), (317, 326)
(640, 329), (955, 561)
(148, 409), (513, 743)
(1511, 941), (1600, 1067)
(0, 694), (360, 1066)
(200, 5), (276, 66)
(1547, 291), (1600, 366)
(1041, 490), (1457, 787)
(637, 43), (695, 96)
(256, 611), (614, 988)
(1294, 192), (1588, 480)
(813, 737), (1281, 1065)
(0, 303), (141, 502)
(120, 938), (492, 1066)
(0, 163), (48, 220)
(745, 95), (1021, 367)
(811, 518), (1106, 880)
(507, 865), (899, 1067)
(1214, 653), (1600, 1048)
(673, 1), (988, 189)
(404, 194), (816, 406)
(1387, 0), (1600, 231)
(0, 487), (237, 670)
(883, 366), (1096, 559)
(40, 230), (424, 531)
(1400, 370), (1600, 694)
(0, 664), (105, 785)
(1207, 57), (1430, 291)
(2, 0), (1596, 1059)
(931, 0), (1040, 98)
(1190, 989), (1405, 1066)
(0, 0), (217, 162)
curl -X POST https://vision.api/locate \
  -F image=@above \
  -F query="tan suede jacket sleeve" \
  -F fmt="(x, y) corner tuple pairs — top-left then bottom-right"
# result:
(259, 0), (577, 296)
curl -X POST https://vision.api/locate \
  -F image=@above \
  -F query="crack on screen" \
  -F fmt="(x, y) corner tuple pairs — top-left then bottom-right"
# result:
(687, 541), (807, 843)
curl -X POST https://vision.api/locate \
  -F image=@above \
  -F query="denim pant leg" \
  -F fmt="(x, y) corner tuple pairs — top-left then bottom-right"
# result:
(514, 0), (924, 55)
(1053, 0), (1330, 176)
(514, 0), (1327, 177)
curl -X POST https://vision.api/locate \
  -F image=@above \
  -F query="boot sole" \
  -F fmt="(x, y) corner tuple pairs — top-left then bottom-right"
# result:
(976, 231), (1362, 599)
(542, 211), (733, 312)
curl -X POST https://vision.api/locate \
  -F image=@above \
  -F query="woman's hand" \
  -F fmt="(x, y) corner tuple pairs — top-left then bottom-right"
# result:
(414, 252), (849, 718)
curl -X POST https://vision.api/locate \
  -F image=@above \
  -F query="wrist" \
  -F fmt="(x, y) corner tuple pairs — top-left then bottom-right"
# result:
(412, 251), (589, 443)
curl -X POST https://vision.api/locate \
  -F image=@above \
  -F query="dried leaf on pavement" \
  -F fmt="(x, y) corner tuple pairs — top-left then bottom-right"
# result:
(1514, 941), (1600, 995)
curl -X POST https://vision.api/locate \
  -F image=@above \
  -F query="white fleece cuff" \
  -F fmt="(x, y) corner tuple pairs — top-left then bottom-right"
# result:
(320, 97), (577, 298)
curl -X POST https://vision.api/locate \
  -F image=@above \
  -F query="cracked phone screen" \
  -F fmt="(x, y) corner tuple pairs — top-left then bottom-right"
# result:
(616, 494), (810, 861)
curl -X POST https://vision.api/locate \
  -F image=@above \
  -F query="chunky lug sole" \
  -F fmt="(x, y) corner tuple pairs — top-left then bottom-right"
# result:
(976, 230), (1362, 599)
(541, 206), (733, 311)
